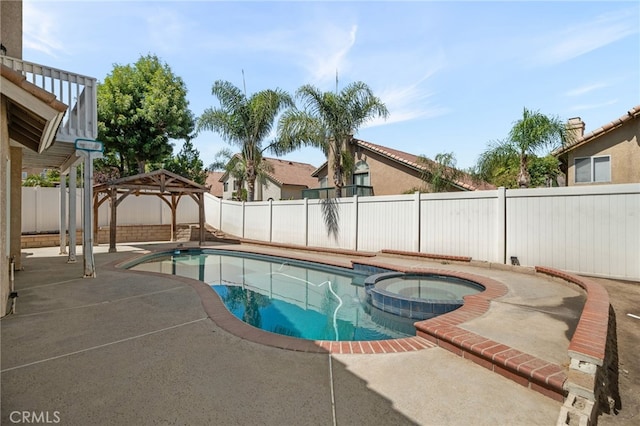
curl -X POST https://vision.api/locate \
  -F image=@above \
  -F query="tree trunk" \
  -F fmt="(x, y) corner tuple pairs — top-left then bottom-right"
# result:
(246, 159), (256, 202)
(247, 179), (256, 202)
(517, 155), (530, 188)
(333, 164), (342, 198)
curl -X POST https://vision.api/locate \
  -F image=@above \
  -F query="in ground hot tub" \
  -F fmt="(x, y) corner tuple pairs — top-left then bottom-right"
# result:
(364, 272), (484, 320)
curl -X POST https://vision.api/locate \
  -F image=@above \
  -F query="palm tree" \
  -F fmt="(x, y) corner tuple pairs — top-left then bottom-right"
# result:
(477, 108), (573, 188)
(417, 152), (462, 193)
(209, 147), (273, 201)
(198, 80), (293, 201)
(277, 81), (388, 197)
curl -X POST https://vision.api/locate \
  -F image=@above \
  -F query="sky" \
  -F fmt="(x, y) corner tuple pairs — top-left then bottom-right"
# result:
(22, 0), (640, 171)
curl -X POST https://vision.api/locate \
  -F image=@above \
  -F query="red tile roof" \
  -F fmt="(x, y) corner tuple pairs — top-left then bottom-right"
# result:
(554, 105), (640, 156)
(262, 157), (318, 188)
(205, 171), (225, 197)
(357, 139), (494, 191)
(215, 156), (318, 189)
(312, 139), (494, 191)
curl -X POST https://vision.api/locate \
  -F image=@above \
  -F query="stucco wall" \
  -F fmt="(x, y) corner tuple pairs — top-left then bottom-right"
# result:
(1, 0), (22, 59)
(280, 185), (306, 200)
(353, 149), (426, 195)
(566, 117), (640, 185)
(258, 180), (280, 201)
(222, 176), (285, 201)
(1, 98), (10, 317)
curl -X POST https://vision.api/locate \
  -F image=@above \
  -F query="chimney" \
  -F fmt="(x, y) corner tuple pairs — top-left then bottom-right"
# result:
(566, 117), (585, 140)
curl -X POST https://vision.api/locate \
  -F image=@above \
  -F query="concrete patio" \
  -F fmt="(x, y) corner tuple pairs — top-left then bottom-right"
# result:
(0, 241), (603, 425)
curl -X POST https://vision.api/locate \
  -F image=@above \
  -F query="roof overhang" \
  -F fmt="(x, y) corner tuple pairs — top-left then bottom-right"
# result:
(553, 105), (640, 157)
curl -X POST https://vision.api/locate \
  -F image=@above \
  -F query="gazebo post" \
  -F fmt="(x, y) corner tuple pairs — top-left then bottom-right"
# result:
(109, 188), (117, 253)
(171, 194), (177, 242)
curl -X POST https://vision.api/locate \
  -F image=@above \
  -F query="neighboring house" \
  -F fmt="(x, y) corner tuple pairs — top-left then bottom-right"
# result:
(554, 105), (640, 186)
(311, 138), (494, 197)
(205, 171), (224, 197)
(218, 156), (318, 201)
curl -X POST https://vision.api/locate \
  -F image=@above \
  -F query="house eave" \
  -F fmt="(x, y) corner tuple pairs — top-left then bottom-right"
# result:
(553, 105), (640, 156)
(1, 66), (67, 156)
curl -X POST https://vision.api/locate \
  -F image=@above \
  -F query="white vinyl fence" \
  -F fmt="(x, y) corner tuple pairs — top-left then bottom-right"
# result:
(24, 184), (640, 281)
(205, 184), (640, 281)
(22, 186), (199, 233)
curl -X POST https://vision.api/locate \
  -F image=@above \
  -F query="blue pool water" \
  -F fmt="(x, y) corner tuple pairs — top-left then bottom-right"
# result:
(128, 249), (415, 341)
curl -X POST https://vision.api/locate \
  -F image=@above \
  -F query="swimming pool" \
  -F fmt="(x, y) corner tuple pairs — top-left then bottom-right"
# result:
(127, 249), (415, 341)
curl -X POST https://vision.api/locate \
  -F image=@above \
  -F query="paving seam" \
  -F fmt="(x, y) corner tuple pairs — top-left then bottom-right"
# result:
(1, 317), (208, 373)
(9, 286), (186, 318)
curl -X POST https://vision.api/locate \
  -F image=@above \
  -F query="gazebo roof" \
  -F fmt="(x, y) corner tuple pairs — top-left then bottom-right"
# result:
(94, 169), (209, 195)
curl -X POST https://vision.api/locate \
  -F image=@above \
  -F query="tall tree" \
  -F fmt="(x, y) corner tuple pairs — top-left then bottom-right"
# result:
(208, 148), (273, 201)
(197, 80), (293, 202)
(277, 81), (388, 197)
(164, 138), (207, 185)
(97, 54), (195, 175)
(417, 152), (462, 193)
(475, 108), (572, 188)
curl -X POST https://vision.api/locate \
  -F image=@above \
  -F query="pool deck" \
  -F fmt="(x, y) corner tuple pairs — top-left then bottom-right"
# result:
(0, 240), (602, 425)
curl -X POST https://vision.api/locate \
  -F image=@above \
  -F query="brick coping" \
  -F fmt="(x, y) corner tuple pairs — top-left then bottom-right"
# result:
(535, 267), (609, 366)
(112, 244), (610, 402)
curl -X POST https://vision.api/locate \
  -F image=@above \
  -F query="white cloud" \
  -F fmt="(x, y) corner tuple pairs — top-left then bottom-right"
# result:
(302, 24), (358, 85)
(526, 8), (639, 67)
(569, 99), (619, 112)
(145, 8), (192, 54)
(23, 1), (64, 58)
(564, 82), (609, 97)
(365, 51), (449, 128)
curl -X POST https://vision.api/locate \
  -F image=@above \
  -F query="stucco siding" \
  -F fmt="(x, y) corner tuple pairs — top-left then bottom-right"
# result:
(1, 98), (10, 316)
(567, 117), (640, 185)
(279, 185), (305, 200)
(260, 180), (282, 201)
(354, 150), (425, 195)
(0, 0), (22, 59)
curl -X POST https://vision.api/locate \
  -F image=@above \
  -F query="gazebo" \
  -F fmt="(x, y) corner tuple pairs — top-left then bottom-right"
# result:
(93, 169), (208, 252)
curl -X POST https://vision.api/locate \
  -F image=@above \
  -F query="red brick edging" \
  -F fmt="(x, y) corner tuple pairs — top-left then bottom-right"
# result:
(380, 249), (472, 263)
(411, 268), (568, 402)
(535, 267), (609, 366)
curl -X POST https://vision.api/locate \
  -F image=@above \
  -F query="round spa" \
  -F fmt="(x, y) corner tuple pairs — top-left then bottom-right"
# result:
(364, 272), (485, 320)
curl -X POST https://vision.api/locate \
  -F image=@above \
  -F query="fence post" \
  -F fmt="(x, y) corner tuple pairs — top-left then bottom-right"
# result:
(415, 191), (421, 252)
(269, 199), (273, 242)
(304, 198), (309, 247)
(242, 201), (246, 239)
(497, 187), (506, 264)
(353, 195), (359, 251)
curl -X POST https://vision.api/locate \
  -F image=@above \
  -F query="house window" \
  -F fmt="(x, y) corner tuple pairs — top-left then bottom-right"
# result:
(233, 180), (240, 191)
(223, 181), (228, 192)
(353, 161), (370, 186)
(575, 156), (611, 183)
(319, 176), (328, 188)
